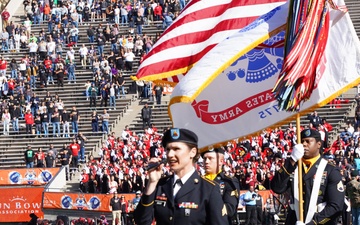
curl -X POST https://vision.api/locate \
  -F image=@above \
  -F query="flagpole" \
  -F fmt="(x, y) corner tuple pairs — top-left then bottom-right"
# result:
(296, 113), (304, 222)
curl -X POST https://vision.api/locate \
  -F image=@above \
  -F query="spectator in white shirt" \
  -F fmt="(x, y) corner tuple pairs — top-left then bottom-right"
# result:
(353, 127), (360, 143)
(69, 25), (79, 46)
(120, 6), (128, 25)
(14, 31), (21, 52)
(20, 33), (28, 49)
(23, 17), (32, 38)
(109, 84), (116, 110)
(66, 46), (75, 62)
(1, 29), (9, 52)
(134, 36), (144, 56)
(2, 109), (10, 135)
(124, 48), (135, 71)
(47, 38), (56, 55)
(28, 40), (38, 58)
(79, 44), (88, 68)
(71, 10), (79, 28)
(114, 5), (120, 25)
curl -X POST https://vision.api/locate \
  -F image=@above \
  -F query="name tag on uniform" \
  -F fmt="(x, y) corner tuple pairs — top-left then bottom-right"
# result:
(155, 195), (167, 207)
(321, 171), (327, 185)
(155, 200), (166, 207)
(185, 208), (190, 217)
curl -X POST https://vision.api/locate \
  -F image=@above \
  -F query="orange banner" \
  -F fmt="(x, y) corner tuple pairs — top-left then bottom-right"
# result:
(43, 192), (135, 212)
(0, 187), (44, 222)
(0, 168), (59, 186)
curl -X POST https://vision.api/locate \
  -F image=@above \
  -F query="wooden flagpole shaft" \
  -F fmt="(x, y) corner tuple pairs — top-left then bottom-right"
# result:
(296, 113), (304, 222)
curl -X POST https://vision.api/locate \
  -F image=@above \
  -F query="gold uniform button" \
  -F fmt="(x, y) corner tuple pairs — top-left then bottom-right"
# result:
(169, 217), (173, 221)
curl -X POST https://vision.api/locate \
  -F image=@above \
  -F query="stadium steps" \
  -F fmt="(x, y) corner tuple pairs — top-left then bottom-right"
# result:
(0, 5), (164, 169)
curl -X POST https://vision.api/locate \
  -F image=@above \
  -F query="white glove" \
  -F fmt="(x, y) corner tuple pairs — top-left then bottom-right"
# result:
(291, 144), (304, 162)
(273, 214), (280, 220)
(295, 221), (305, 225)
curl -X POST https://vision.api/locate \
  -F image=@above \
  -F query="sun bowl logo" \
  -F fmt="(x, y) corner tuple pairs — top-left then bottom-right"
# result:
(8, 171), (22, 184)
(88, 196), (101, 210)
(61, 195), (73, 209)
(74, 195), (88, 210)
(24, 170), (37, 185)
(39, 170), (53, 183)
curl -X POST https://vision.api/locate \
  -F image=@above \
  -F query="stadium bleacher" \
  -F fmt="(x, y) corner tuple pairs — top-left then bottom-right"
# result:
(0, 2), (164, 169)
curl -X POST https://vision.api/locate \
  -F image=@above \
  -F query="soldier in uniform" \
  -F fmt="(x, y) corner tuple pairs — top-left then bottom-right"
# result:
(270, 129), (344, 225)
(346, 169), (360, 225)
(134, 128), (227, 225)
(201, 147), (240, 224)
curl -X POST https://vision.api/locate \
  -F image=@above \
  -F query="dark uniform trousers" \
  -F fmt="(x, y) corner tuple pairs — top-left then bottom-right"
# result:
(214, 172), (240, 225)
(134, 171), (228, 225)
(271, 157), (344, 225)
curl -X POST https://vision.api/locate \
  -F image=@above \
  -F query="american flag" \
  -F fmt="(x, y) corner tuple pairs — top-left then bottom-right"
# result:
(135, 0), (287, 84)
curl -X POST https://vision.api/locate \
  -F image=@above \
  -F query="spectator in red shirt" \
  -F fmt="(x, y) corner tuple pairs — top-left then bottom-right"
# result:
(330, 136), (346, 155)
(7, 78), (15, 95)
(148, 123), (158, 135)
(24, 109), (34, 136)
(154, 3), (162, 21)
(108, 132), (116, 148)
(1, 8), (10, 29)
(44, 56), (52, 69)
(80, 169), (89, 193)
(35, 147), (45, 167)
(245, 170), (258, 189)
(44, 56), (54, 85)
(0, 56), (7, 77)
(322, 118), (333, 132)
(69, 139), (80, 168)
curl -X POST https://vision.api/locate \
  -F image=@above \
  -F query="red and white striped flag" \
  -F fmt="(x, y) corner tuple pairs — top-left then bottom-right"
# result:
(168, 0), (360, 149)
(134, 0), (286, 84)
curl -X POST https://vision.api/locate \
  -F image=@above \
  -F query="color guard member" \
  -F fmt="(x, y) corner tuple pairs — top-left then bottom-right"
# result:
(134, 128), (227, 225)
(271, 129), (344, 225)
(202, 147), (240, 224)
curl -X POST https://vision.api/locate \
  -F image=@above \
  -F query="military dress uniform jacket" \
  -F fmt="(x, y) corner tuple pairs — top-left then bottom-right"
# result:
(134, 171), (228, 225)
(214, 172), (240, 223)
(270, 157), (344, 225)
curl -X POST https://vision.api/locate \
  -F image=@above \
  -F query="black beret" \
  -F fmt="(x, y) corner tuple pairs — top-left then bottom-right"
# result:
(201, 147), (225, 158)
(351, 169), (359, 177)
(301, 129), (321, 142)
(162, 128), (198, 147)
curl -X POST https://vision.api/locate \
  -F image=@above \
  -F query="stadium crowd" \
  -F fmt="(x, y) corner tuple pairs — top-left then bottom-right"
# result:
(73, 109), (359, 195)
(0, 0), (183, 137)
